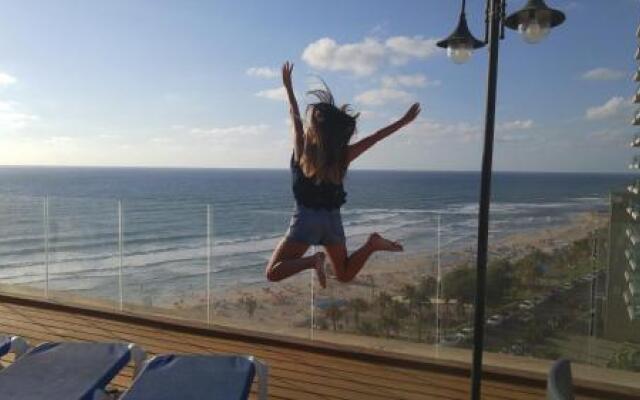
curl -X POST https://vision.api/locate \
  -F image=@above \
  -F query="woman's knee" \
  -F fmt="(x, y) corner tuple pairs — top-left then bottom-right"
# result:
(264, 262), (279, 282)
(332, 265), (352, 283)
(335, 273), (352, 283)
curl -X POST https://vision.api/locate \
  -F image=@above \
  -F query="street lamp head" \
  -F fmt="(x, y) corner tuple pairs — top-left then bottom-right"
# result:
(505, 0), (566, 44)
(436, 9), (485, 64)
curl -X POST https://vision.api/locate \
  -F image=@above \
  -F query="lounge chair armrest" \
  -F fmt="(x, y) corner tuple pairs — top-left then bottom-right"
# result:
(9, 336), (29, 359)
(248, 356), (268, 400)
(128, 344), (146, 377)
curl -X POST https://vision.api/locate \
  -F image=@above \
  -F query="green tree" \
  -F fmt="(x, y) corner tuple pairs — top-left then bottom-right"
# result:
(375, 291), (400, 337)
(324, 303), (344, 331)
(402, 280), (433, 341)
(357, 320), (377, 336)
(442, 266), (475, 305)
(238, 294), (258, 318)
(486, 259), (516, 307)
(349, 297), (369, 328)
(515, 249), (548, 289)
(608, 345), (640, 372)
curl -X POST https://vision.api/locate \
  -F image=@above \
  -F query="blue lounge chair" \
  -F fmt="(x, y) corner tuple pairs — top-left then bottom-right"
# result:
(121, 354), (268, 400)
(0, 341), (145, 400)
(547, 359), (574, 400)
(0, 336), (29, 368)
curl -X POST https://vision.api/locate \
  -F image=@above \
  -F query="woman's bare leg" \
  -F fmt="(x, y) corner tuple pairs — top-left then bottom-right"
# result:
(265, 239), (326, 288)
(324, 233), (403, 283)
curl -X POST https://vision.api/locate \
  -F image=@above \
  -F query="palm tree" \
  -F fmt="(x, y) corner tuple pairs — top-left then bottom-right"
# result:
(239, 295), (257, 318)
(325, 303), (344, 332)
(349, 297), (369, 328)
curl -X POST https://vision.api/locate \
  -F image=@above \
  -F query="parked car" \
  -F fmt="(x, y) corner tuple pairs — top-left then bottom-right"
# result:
(440, 333), (466, 346)
(532, 296), (545, 305)
(459, 327), (474, 338)
(518, 312), (534, 323)
(519, 300), (535, 310)
(486, 314), (504, 327)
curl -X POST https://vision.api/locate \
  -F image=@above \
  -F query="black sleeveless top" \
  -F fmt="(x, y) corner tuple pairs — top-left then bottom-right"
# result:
(291, 154), (346, 210)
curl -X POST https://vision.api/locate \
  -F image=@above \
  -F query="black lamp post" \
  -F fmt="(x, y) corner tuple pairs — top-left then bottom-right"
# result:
(437, 1), (565, 399)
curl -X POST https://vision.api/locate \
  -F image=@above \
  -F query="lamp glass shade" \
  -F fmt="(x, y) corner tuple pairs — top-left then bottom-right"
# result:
(518, 19), (551, 44)
(447, 42), (473, 64)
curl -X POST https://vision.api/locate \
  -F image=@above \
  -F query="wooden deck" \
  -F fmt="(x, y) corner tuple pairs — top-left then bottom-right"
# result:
(0, 293), (634, 400)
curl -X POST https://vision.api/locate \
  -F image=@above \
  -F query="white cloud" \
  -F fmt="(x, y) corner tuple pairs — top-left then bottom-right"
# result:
(0, 101), (38, 130)
(586, 96), (629, 120)
(150, 137), (174, 144)
(97, 134), (121, 139)
(564, 1), (580, 10)
(381, 74), (440, 88)
(0, 72), (17, 87)
(302, 38), (385, 76)
(44, 136), (73, 145)
(355, 87), (412, 106)
(494, 120), (535, 142)
(403, 118), (535, 144)
(302, 36), (439, 76)
(581, 67), (626, 81)
(358, 110), (378, 121)
(246, 67), (279, 79)
(255, 87), (287, 101)
(497, 120), (534, 131)
(404, 119), (480, 143)
(191, 124), (270, 140)
(385, 36), (439, 65)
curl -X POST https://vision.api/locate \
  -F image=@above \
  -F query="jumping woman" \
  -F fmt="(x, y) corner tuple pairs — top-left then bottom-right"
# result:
(266, 61), (421, 288)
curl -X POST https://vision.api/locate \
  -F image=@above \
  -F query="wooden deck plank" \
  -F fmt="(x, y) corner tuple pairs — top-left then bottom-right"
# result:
(0, 298), (627, 400)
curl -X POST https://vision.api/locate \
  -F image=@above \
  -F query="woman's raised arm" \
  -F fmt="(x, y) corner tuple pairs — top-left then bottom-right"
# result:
(282, 62), (304, 160)
(347, 103), (421, 164)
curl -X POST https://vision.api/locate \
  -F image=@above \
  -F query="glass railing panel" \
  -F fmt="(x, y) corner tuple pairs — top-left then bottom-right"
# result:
(120, 199), (208, 321)
(45, 196), (119, 307)
(478, 179), (639, 383)
(308, 210), (441, 356)
(209, 203), (312, 339)
(487, 210), (598, 361)
(0, 194), (47, 297)
(599, 191), (640, 375)
(437, 212), (477, 363)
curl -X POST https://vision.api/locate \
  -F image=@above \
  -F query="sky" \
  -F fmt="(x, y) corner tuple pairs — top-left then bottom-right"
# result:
(0, 0), (638, 172)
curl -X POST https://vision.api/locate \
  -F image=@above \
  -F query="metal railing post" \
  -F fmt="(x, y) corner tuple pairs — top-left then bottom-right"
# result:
(310, 246), (316, 340)
(206, 204), (213, 324)
(118, 200), (124, 311)
(436, 214), (442, 355)
(43, 196), (49, 299)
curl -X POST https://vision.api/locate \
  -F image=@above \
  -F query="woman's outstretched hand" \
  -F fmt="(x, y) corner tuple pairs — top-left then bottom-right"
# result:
(399, 103), (421, 125)
(282, 61), (294, 92)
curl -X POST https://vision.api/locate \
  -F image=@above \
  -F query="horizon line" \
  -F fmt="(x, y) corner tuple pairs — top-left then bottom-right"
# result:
(0, 164), (632, 176)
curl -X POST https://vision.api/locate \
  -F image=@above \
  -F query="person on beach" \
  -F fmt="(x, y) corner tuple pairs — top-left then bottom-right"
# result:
(265, 61), (421, 288)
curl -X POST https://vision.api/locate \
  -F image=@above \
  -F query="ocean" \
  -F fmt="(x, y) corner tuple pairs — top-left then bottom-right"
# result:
(0, 167), (630, 305)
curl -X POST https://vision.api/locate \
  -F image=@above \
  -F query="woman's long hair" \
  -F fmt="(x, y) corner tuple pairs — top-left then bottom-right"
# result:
(300, 85), (359, 185)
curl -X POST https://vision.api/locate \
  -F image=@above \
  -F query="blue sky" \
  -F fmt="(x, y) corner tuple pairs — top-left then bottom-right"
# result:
(0, 0), (637, 172)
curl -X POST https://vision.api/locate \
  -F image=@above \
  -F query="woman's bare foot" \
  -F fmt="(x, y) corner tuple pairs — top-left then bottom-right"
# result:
(313, 252), (327, 288)
(368, 233), (404, 252)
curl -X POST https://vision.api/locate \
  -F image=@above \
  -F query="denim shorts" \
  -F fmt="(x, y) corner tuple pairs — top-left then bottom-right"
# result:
(285, 205), (346, 246)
